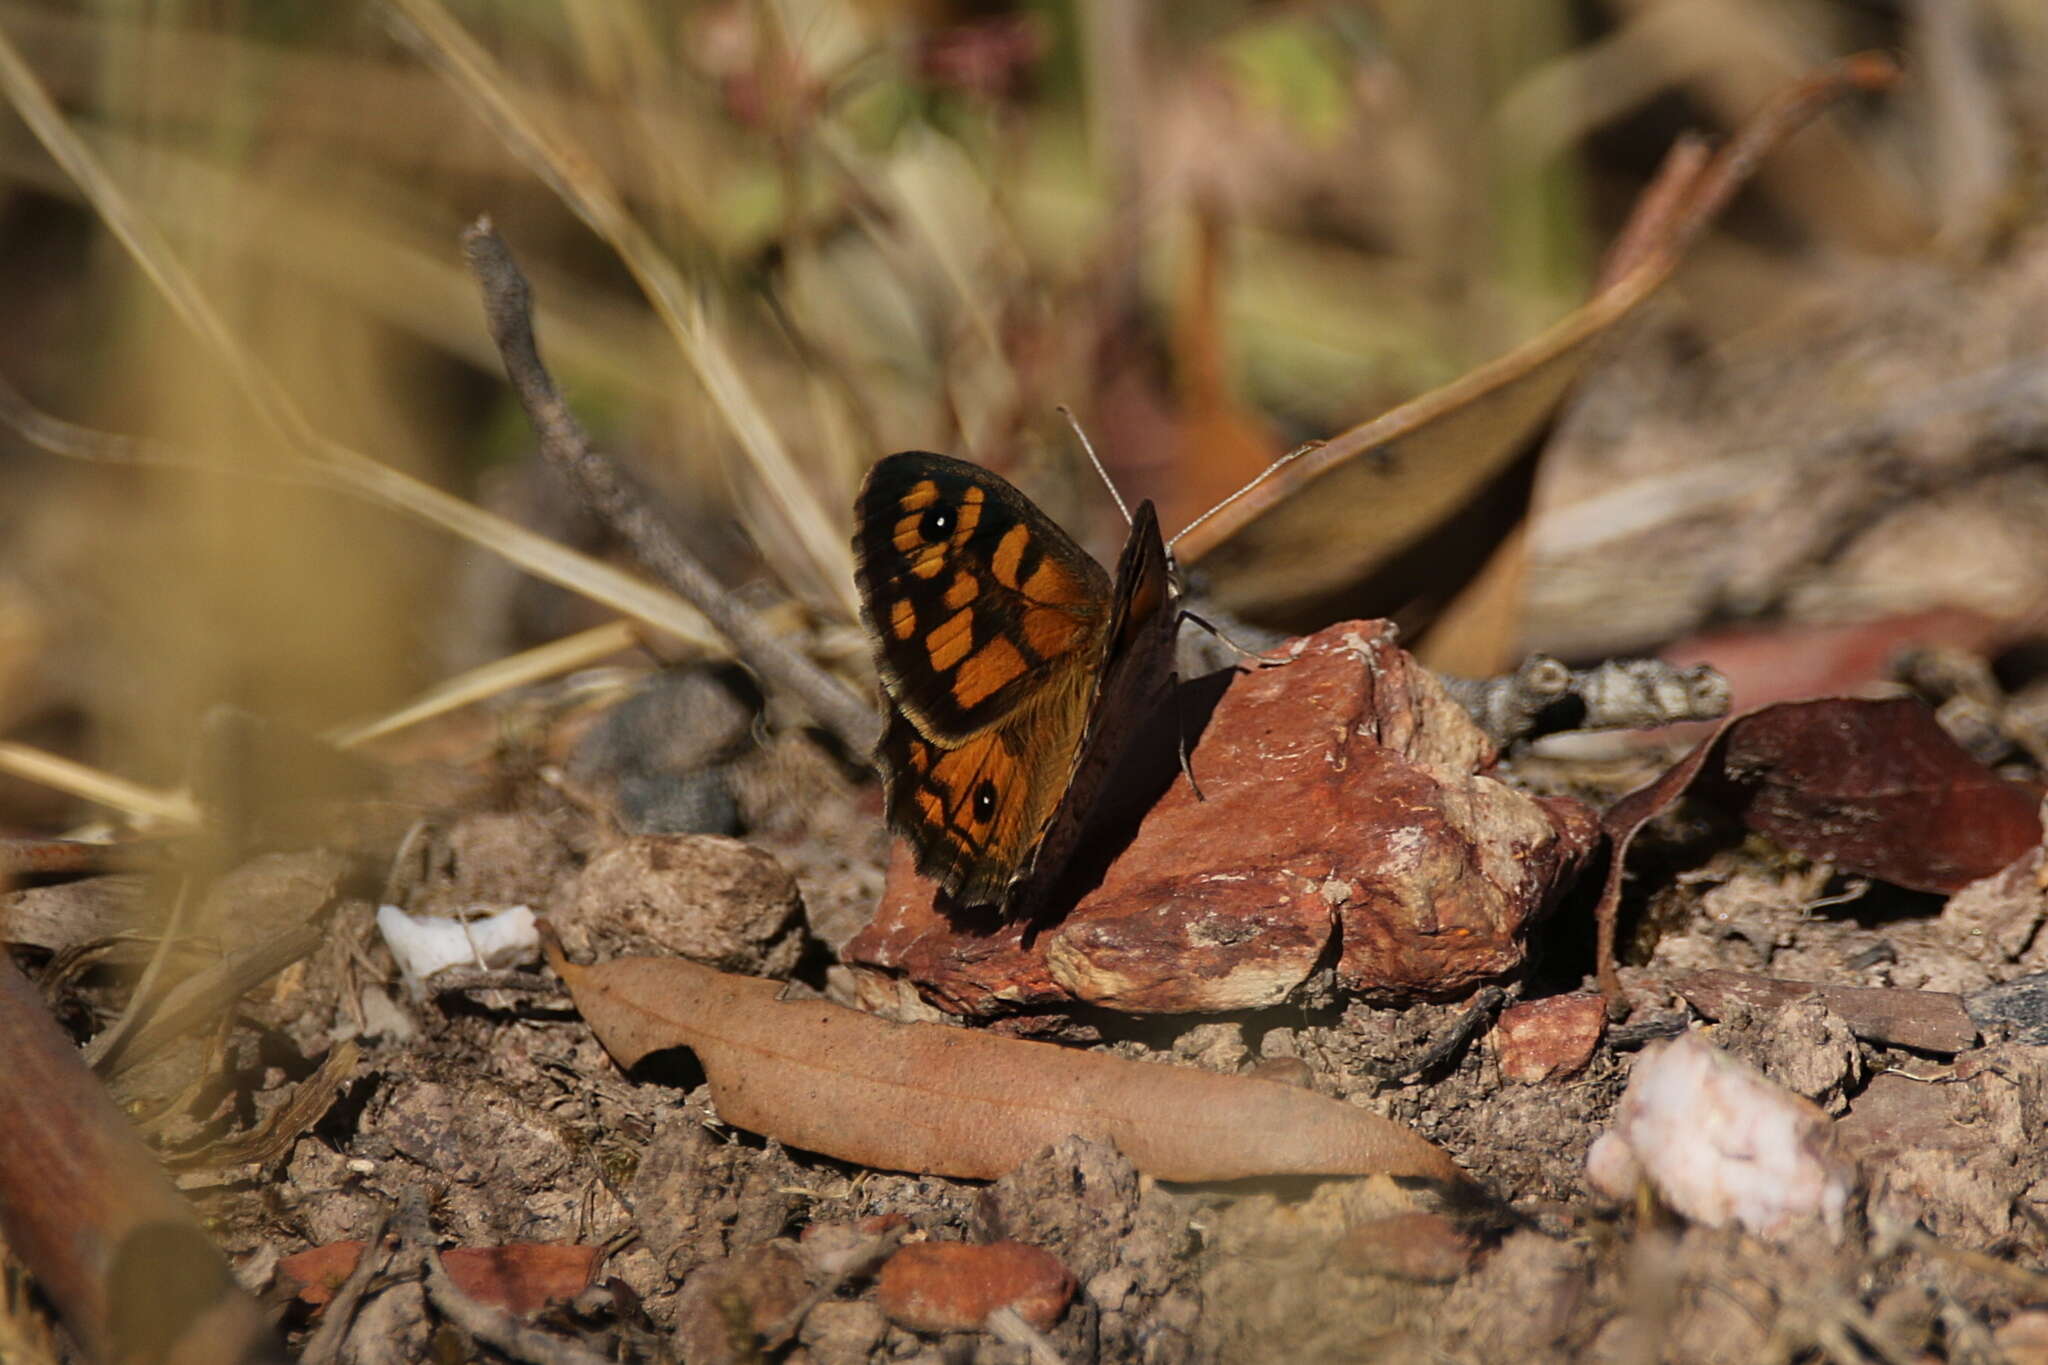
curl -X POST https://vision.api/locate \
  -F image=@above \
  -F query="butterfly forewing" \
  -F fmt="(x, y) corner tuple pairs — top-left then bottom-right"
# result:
(854, 452), (1112, 745)
(854, 451), (1179, 912)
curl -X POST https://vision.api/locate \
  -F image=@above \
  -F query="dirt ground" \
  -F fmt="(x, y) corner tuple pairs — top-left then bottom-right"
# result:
(9, 629), (2048, 1364)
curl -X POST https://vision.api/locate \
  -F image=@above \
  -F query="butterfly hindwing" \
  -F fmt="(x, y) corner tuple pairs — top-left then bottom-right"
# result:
(854, 452), (1112, 746)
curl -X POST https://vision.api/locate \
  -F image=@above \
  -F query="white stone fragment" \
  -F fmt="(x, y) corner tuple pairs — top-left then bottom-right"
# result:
(375, 902), (539, 987)
(1586, 1031), (1851, 1242)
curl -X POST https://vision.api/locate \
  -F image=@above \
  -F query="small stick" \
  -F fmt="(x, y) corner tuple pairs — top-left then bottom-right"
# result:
(1440, 656), (1731, 748)
(297, 1211), (394, 1365)
(107, 922), (325, 1075)
(404, 1205), (612, 1365)
(460, 217), (881, 756)
(986, 1306), (1067, 1365)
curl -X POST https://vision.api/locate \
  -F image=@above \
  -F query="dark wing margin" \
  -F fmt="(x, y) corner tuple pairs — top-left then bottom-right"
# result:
(1002, 499), (1179, 912)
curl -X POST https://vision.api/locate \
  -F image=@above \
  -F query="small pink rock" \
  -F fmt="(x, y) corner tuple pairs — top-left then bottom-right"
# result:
(874, 1240), (1074, 1333)
(1492, 994), (1606, 1083)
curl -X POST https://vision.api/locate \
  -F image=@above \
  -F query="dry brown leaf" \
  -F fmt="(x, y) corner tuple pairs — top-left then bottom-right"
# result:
(1178, 55), (1900, 629)
(540, 925), (1467, 1186)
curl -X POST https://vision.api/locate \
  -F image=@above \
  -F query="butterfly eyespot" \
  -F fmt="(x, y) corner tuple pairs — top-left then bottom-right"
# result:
(972, 780), (997, 823)
(921, 505), (955, 541)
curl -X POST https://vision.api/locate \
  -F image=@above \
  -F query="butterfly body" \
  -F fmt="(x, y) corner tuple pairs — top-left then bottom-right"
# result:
(853, 451), (1178, 911)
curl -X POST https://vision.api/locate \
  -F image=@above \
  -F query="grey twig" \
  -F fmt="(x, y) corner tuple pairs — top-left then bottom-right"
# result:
(1443, 655), (1731, 748)
(298, 1211), (394, 1365)
(399, 1196), (613, 1365)
(986, 1306), (1067, 1365)
(107, 921), (325, 1075)
(758, 1221), (906, 1352)
(459, 216), (881, 756)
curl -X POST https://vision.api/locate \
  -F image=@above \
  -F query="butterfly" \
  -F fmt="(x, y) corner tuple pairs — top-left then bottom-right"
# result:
(852, 450), (1184, 912)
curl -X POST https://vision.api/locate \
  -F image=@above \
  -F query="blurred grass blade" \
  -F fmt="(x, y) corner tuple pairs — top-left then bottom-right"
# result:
(0, 16), (722, 656)
(0, 743), (200, 829)
(326, 619), (644, 750)
(386, 0), (861, 621)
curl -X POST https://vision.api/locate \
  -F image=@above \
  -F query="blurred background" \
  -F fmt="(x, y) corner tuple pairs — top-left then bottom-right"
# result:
(1, 0), (2046, 826)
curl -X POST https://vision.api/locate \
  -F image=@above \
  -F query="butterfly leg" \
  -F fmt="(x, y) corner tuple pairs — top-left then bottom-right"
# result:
(1180, 609), (1290, 668)
(1169, 671), (1207, 801)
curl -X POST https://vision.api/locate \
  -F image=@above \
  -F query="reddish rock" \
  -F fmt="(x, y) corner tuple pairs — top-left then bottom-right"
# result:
(278, 1241), (598, 1317)
(277, 1241), (366, 1306)
(1333, 1212), (1478, 1282)
(1492, 994), (1607, 1083)
(874, 1240), (1075, 1333)
(847, 621), (1597, 1015)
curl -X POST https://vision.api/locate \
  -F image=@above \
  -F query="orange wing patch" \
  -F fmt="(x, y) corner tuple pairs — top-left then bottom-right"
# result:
(1020, 554), (1089, 607)
(954, 635), (1028, 708)
(992, 523), (1030, 589)
(926, 607), (976, 671)
(1021, 606), (1086, 660)
(924, 730), (1028, 860)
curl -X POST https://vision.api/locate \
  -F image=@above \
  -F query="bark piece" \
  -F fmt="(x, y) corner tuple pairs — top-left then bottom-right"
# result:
(1835, 1072), (1994, 1161)
(1967, 971), (2048, 1045)
(874, 1241), (1074, 1334)
(542, 926), (1468, 1185)
(850, 621), (1597, 1016)
(1672, 970), (1977, 1053)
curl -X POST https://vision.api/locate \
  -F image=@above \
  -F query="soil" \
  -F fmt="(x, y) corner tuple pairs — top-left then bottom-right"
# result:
(9, 653), (2047, 1364)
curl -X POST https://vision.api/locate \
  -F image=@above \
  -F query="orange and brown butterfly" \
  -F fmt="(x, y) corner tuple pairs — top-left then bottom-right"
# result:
(852, 451), (1180, 911)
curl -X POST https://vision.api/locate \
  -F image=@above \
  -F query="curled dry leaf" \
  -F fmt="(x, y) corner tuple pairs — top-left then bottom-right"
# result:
(539, 925), (1467, 1186)
(1596, 697), (2043, 1003)
(1176, 55), (1901, 627)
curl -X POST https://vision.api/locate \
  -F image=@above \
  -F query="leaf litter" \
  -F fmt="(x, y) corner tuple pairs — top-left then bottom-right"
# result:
(1, 21), (2047, 1365)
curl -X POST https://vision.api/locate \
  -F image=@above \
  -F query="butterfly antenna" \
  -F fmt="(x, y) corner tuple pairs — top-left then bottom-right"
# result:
(1165, 439), (1327, 552)
(1056, 404), (1132, 527)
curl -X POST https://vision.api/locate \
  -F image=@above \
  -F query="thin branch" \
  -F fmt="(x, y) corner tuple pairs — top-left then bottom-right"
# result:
(297, 1211), (393, 1365)
(461, 217), (880, 755)
(1441, 656), (1731, 748)
(399, 1198), (612, 1365)
(385, 0), (859, 621)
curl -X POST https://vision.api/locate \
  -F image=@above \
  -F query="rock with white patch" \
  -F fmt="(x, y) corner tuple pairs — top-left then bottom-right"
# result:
(848, 621), (1598, 1016)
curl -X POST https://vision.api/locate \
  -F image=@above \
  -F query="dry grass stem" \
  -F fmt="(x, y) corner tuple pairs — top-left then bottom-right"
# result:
(387, 0), (859, 621)
(461, 218), (880, 753)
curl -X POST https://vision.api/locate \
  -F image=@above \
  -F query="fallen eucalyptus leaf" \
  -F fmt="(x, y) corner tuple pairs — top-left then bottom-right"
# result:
(540, 925), (1467, 1186)
(1595, 696), (2042, 1004)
